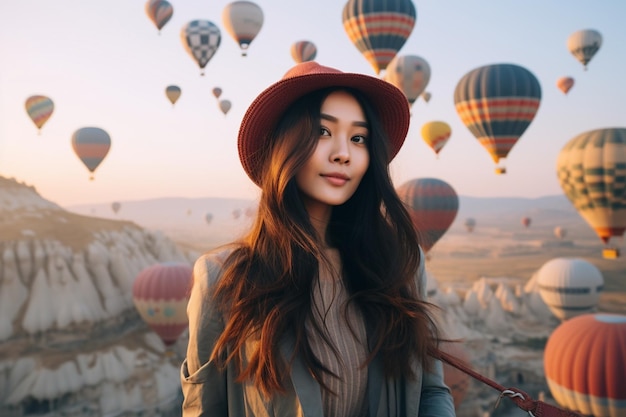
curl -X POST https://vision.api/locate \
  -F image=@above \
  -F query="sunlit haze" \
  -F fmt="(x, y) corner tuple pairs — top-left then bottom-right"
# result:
(1, 1), (624, 206)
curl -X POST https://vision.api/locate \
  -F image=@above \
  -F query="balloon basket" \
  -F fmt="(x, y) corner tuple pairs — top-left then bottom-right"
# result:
(495, 167), (506, 175)
(602, 248), (620, 259)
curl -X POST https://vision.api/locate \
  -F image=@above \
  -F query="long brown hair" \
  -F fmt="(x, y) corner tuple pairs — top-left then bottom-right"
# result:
(209, 87), (440, 397)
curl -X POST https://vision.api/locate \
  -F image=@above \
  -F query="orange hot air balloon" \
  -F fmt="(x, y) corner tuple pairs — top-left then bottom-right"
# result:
(521, 216), (531, 228)
(544, 313), (626, 417)
(71, 127), (111, 180)
(556, 77), (575, 95)
(132, 262), (193, 346)
(396, 178), (459, 253)
(421, 121), (451, 157)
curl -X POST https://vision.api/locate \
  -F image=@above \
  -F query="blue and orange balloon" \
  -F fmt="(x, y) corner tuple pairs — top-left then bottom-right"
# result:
(290, 40), (317, 64)
(71, 127), (111, 180)
(454, 63), (541, 174)
(25, 95), (54, 133)
(342, 0), (416, 75)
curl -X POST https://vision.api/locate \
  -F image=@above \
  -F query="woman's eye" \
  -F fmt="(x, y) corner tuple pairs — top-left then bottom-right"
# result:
(320, 127), (331, 136)
(352, 135), (367, 144)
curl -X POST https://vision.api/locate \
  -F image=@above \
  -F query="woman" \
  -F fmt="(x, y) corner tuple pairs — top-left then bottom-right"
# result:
(181, 61), (456, 417)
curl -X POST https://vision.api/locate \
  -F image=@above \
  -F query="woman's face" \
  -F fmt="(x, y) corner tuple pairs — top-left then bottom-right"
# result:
(296, 90), (370, 218)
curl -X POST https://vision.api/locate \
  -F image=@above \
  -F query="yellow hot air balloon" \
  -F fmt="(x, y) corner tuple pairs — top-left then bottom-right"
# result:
(567, 29), (602, 70)
(421, 121), (451, 157)
(384, 55), (431, 106)
(222, 1), (264, 57)
(556, 128), (626, 258)
(25, 95), (54, 133)
(165, 85), (181, 106)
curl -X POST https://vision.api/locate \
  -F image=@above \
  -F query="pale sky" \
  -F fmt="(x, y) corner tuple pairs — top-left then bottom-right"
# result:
(1, 0), (624, 207)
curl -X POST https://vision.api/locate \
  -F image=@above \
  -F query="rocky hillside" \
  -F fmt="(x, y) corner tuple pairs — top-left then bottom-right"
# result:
(0, 177), (199, 417)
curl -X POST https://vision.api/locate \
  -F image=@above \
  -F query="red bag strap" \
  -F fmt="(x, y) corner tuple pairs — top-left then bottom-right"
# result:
(431, 348), (584, 417)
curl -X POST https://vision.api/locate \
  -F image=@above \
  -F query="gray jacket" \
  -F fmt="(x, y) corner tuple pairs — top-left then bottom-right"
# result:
(180, 249), (456, 417)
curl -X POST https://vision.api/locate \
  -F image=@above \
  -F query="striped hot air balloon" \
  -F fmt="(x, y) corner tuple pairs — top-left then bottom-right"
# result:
(180, 20), (221, 75)
(71, 127), (111, 180)
(132, 262), (193, 346)
(342, 0), (416, 75)
(222, 1), (264, 57)
(556, 128), (626, 255)
(25, 95), (54, 133)
(454, 63), (541, 174)
(567, 29), (602, 71)
(290, 40), (317, 64)
(145, 0), (173, 34)
(165, 85), (181, 106)
(396, 178), (459, 253)
(421, 121), (451, 157)
(544, 313), (626, 417)
(384, 55), (431, 106)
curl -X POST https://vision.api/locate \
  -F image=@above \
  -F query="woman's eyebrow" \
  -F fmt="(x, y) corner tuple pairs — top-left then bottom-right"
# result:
(320, 113), (369, 128)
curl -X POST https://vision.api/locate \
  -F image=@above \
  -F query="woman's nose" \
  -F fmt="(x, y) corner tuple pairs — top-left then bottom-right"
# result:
(331, 138), (350, 164)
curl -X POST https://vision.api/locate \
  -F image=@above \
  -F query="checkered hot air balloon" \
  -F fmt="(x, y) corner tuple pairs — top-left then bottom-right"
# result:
(133, 262), (192, 346)
(71, 127), (111, 180)
(396, 178), (459, 253)
(342, 0), (417, 75)
(25, 95), (54, 133)
(145, 0), (173, 34)
(454, 63), (542, 175)
(180, 20), (221, 76)
(556, 128), (626, 256)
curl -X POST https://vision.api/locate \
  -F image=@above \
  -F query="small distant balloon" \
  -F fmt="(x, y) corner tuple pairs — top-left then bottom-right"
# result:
(212, 87), (222, 99)
(25, 95), (54, 133)
(567, 29), (602, 70)
(421, 91), (431, 103)
(554, 226), (567, 239)
(71, 127), (111, 181)
(556, 77), (574, 95)
(421, 121), (451, 157)
(521, 217), (531, 228)
(290, 40), (317, 63)
(222, 1), (264, 57)
(111, 202), (121, 214)
(219, 99), (232, 115)
(464, 218), (476, 233)
(145, 0), (173, 34)
(205, 212), (213, 224)
(180, 20), (221, 75)
(165, 85), (181, 106)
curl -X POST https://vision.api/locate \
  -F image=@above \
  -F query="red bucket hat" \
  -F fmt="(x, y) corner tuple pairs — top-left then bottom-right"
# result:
(238, 61), (411, 186)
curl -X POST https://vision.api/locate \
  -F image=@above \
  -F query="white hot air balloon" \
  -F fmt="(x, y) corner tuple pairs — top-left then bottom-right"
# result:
(536, 258), (604, 321)
(567, 29), (602, 70)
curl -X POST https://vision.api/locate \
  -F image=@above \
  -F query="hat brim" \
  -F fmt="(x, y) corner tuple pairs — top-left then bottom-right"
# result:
(238, 64), (411, 186)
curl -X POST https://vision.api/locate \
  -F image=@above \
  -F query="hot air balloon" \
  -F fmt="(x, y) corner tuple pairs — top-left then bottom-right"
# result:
(25, 95), (54, 133)
(384, 55), (431, 106)
(71, 127), (111, 180)
(421, 121), (451, 157)
(421, 91), (431, 103)
(222, 1), (264, 57)
(111, 201), (121, 214)
(544, 313), (626, 417)
(556, 76), (575, 95)
(556, 128), (626, 258)
(521, 216), (531, 228)
(396, 178), (459, 253)
(219, 99), (232, 115)
(536, 258), (603, 321)
(440, 342), (471, 410)
(464, 218), (476, 233)
(132, 262), (193, 346)
(145, 0), (173, 34)
(205, 212), (213, 224)
(180, 20), (221, 76)
(212, 87), (222, 99)
(567, 29), (602, 70)
(342, 0), (416, 75)
(165, 85), (181, 106)
(554, 226), (567, 240)
(454, 63), (541, 175)
(290, 40), (317, 64)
